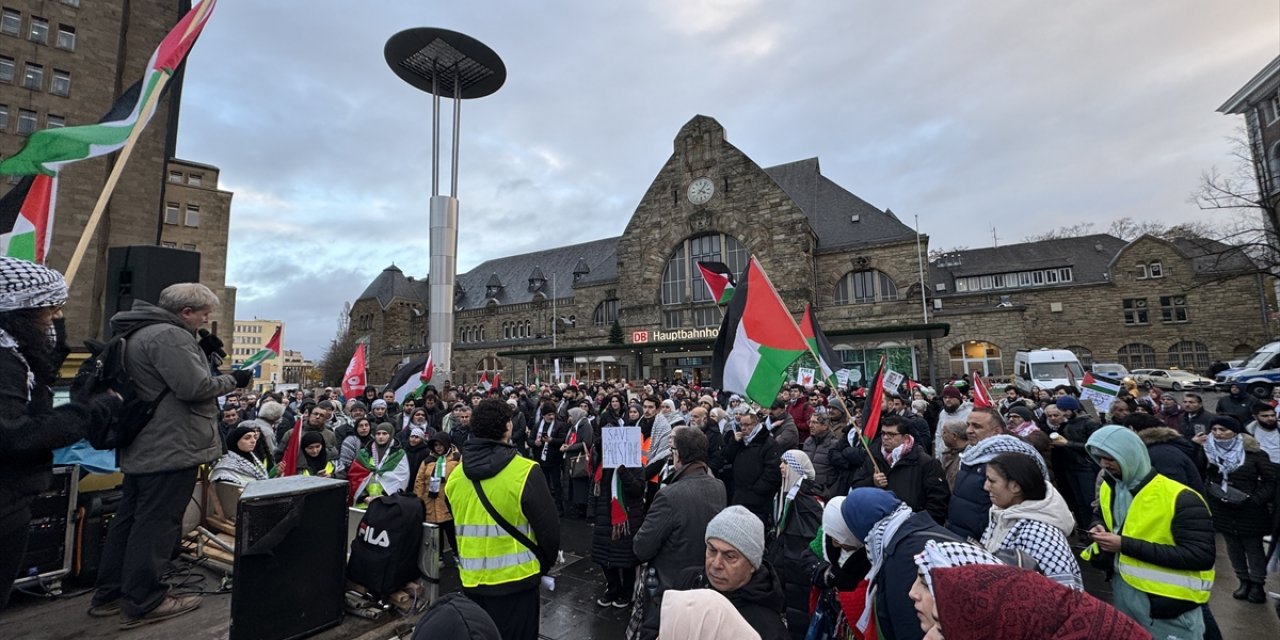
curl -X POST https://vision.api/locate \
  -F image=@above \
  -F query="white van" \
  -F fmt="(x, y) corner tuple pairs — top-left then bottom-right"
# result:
(1215, 341), (1280, 395)
(1014, 349), (1085, 395)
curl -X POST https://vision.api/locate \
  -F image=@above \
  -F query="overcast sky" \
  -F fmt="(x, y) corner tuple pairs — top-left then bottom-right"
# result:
(177, 0), (1280, 360)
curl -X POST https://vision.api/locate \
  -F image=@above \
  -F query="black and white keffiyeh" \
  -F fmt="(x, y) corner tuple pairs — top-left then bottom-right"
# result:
(912, 539), (1003, 594)
(0, 256), (68, 312)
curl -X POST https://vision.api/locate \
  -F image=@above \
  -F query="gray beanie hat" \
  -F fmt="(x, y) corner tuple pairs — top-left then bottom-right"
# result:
(704, 505), (764, 569)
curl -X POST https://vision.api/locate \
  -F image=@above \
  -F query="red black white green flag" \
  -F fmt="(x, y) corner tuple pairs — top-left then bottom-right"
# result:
(0, 175), (57, 263)
(861, 354), (888, 441)
(711, 257), (808, 406)
(234, 325), (281, 371)
(799, 303), (844, 381)
(697, 261), (736, 305)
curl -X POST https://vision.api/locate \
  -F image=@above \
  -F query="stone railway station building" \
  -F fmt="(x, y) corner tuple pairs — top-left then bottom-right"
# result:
(351, 115), (1274, 388)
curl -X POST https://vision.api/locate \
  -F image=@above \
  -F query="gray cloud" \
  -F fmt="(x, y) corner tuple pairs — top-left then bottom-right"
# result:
(176, 0), (1277, 358)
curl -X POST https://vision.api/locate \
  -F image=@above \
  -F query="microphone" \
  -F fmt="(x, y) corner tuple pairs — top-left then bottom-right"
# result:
(198, 329), (227, 359)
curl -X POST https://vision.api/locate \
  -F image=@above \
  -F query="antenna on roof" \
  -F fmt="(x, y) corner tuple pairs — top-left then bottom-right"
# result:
(991, 226), (999, 249)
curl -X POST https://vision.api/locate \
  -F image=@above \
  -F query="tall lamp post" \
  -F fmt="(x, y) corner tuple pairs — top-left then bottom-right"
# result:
(384, 28), (505, 383)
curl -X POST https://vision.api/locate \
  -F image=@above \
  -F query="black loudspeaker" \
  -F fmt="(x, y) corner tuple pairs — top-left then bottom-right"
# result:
(70, 488), (122, 585)
(230, 477), (348, 640)
(103, 245), (201, 336)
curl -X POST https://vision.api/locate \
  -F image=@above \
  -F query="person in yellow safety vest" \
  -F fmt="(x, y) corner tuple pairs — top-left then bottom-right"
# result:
(1081, 425), (1216, 640)
(445, 398), (560, 640)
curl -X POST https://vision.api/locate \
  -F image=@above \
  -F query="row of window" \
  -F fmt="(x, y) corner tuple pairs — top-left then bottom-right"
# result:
(234, 324), (267, 334)
(1, 57), (73, 95)
(663, 307), (719, 329)
(1, 9), (76, 49)
(1134, 261), (1163, 279)
(164, 202), (200, 227)
(0, 104), (64, 135)
(459, 325), (486, 343)
(502, 320), (532, 340)
(169, 170), (203, 186)
(355, 313), (375, 331)
(952, 267), (1074, 293)
(1122, 296), (1188, 326)
(1116, 341), (1213, 372)
(230, 347), (262, 356)
(159, 241), (196, 251)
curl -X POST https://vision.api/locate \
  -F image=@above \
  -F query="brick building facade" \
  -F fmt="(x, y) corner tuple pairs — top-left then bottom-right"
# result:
(350, 115), (1274, 387)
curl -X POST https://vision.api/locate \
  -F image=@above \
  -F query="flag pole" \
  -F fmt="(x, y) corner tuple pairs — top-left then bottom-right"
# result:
(62, 72), (173, 286)
(63, 0), (213, 285)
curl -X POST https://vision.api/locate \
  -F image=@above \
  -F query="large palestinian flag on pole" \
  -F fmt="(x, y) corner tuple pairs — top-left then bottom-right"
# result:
(711, 257), (808, 406)
(697, 261), (736, 305)
(0, 175), (57, 263)
(0, 0), (217, 176)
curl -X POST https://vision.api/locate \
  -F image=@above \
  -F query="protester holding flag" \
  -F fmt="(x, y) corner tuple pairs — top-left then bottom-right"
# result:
(722, 411), (784, 527)
(1049, 395), (1102, 532)
(90, 283), (248, 628)
(347, 423), (410, 506)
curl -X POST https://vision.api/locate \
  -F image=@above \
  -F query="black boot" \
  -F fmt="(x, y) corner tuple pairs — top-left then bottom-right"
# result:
(1247, 581), (1267, 604)
(1233, 580), (1251, 600)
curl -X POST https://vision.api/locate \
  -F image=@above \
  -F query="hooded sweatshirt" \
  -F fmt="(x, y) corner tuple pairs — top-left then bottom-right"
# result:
(411, 592), (501, 640)
(981, 484), (1082, 590)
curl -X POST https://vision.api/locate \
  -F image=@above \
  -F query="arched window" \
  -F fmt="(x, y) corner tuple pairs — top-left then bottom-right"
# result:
(949, 341), (1003, 376)
(1064, 345), (1093, 367)
(524, 320), (531, 338)
(477, 356), (503, 376)
(593, 299), (619, 326)
(1233, 344), (1254, 359)
(660, 232), (748, 306)
(835, 270), (899, 305)
(1117, 343), (1156, 370)
(1168, 341), (1210, 371)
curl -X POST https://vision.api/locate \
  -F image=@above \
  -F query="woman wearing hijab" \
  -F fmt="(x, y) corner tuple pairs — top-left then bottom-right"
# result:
(348, 423), (410, 506)
(413, 431), (459, 558)
(561, 406), (596, 519)
(659, 589), (761, 640)
(589, 421), (645, 609)
(298, 430), (334, 477)
(210, 427), (271, 485)
(768, 450), (825, 640)
(1199, 415), (1276, 604)
(337, 417), (373, 478)
(599, 394), (627, 428)
(0, 258), (122, 610)
(978, 452), (1080, 590)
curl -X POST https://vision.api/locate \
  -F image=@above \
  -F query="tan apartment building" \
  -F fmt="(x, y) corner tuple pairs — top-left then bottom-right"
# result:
(231, 318), (282, 392)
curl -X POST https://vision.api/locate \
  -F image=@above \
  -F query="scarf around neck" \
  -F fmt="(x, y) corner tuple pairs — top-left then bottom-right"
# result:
(858, 502), (914, 632)
(1204, 434), (1245, 489)
(883, 435), (915, 468)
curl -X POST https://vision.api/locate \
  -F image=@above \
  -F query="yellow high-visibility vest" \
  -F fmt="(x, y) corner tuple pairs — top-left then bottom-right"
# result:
(445, 454), (540, 588)
(1082, 474), (1214, 604)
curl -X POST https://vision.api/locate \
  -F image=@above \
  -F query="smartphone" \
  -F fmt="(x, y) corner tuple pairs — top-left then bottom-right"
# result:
(1194, 424), (1206, 436)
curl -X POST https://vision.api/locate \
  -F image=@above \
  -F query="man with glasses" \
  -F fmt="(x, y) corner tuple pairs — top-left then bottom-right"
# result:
(722, 411), (782, 526)
(868, 416), (948, 524)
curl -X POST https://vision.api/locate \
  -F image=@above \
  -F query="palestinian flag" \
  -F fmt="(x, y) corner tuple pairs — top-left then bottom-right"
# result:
(235, 325), (281, 371)
(697, 261), (736, 305)
(388, 353), (433, 403)
(610, 466), (630, 539)
(479, 371), (491, 392)
(346, 444), (409, 505)
(711, 257), (808, 406)
(0, 0), (217, 176)
(862, 355), (887, 441)
(0, 175), (57, 263)
(799, 303), (843, 380)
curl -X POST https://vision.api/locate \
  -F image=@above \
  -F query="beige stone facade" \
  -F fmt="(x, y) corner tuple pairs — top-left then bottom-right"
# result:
(350, 115), (1275, 388)
(230, 318), (282, 392)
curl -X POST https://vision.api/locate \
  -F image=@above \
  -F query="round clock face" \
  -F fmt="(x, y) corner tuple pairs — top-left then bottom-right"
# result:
(687, 177), (715, 205)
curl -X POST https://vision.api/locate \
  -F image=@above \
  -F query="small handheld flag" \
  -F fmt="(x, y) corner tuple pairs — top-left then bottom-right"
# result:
(696, 261), (736, 305)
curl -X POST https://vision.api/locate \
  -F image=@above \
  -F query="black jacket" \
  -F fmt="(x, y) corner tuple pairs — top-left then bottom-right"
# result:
(801, 430), (842, 497)
(1137, 427), (1205, 494)
(699, 422), (727, 477)
(1215, 393), (1260, 427)
(453, 437), (561, 595)
(946, 459), (991, 540)
(0, 342), (118, 525)
(590, 463), (646, 568)
(827, 435), (873, 498)
(766, 480), (824, 639)
(633, 462), (726, 587)
(530, 418), (568, 468)
(722, 427), (783, 514)
(1091, 470), (1216, 619)
(411, 592), (501, 640)
(1205, 436), (1277, 536)
(875, 512), (958, 640)
(865, 445), (950, 525)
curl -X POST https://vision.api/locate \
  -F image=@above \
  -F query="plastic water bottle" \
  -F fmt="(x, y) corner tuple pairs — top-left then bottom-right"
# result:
(645, 566), (659, 599)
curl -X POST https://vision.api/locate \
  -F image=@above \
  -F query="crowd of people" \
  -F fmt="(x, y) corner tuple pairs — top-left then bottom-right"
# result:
(3, 254), (1280, 638)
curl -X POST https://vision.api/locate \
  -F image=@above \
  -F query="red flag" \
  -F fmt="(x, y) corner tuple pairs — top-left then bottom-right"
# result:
(279, 415), (303, 476)
(492, 371), (501, 392)
(341, 343), (367, 400)
(422, 352), (434, 383)
(862, 355), (888, 441)
(971, 371), (994, 409)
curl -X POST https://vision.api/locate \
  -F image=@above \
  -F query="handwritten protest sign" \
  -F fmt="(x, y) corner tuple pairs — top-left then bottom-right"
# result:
(797, 368), (816, 386)
(602, 426), (642, 468)
(883, 369), (905, 393)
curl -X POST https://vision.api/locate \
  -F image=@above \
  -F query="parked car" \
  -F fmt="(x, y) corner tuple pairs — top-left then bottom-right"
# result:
(1136, 369), (1215, 391)
(1090, 363), (1130, 380)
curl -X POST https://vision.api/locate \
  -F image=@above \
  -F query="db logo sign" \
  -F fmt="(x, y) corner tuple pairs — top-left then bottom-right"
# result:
(631, 330), (649, 344)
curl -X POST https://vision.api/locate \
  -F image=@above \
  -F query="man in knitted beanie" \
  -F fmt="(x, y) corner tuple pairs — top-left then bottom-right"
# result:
(647, 505), (786, 640)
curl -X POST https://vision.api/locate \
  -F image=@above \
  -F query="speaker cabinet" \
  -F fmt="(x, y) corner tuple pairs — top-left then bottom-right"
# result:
(230, 477), (348, 640)
(14, 465), (77, 591)
(103, 245), (201, 336)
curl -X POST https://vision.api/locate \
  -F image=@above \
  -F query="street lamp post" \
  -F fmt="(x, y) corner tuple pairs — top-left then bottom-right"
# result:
(384, 28), (505, 384)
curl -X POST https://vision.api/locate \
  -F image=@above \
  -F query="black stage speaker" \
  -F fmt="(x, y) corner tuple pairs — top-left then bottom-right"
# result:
(230, 477), (348, 640)
(103, 245), (200, 336)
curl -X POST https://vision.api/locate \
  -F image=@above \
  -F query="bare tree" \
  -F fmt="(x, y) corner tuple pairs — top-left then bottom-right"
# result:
(1189, 132), (1280, 273)
(1023, 222), (1097, 242)
(317, 304), (358, 386)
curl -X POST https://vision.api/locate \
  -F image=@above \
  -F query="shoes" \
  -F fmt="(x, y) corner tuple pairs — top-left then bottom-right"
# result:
(1247, 581), (1267, 604)
(87, 600), (121, 617)
(1233, 581), (1251, 600)
(118, 594), (202, 629)
(596, 594), (615, 607)
(612, 597), (633, 609)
